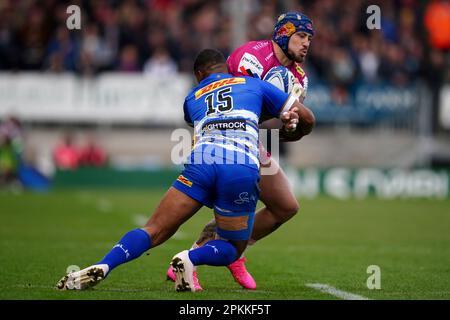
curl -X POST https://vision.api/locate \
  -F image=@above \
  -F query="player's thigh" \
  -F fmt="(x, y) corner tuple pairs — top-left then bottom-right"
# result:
(213, 164), (260, 241)
(145, 162), (215, 245)
(172, 162), (215, 208)
(144, 187), (202, 246)
(258, 158), (298, 212)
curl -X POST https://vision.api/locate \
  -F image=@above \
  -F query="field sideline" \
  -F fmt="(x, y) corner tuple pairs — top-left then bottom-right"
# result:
(0, 190), (449, 300)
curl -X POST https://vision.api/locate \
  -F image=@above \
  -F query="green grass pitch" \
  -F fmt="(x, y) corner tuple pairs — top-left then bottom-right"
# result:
(0, 189), (449, 300)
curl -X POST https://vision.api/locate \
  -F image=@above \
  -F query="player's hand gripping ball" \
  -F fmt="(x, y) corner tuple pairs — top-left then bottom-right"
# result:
(264, 66), (300, 132)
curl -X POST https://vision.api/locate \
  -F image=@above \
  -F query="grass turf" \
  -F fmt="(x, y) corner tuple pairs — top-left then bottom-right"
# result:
(0, 189), (449, 300)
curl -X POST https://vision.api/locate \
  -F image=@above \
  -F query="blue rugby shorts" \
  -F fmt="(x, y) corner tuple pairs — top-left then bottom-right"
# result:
(173, 160), (260, 241)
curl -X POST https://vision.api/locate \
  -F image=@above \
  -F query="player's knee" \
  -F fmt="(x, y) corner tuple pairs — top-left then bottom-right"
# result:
(274, 198), (300, 222)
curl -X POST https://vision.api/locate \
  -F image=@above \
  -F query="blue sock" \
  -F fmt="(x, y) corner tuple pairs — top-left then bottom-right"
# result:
(188, 240), (237, 266)
(98, 228), (151, 272)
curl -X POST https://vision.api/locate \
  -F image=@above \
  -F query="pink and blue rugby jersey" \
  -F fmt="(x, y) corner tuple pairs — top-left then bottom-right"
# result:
(226, 40), (309, 93)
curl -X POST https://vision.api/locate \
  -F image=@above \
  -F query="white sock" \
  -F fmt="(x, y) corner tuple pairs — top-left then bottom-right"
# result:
(91, 264), (109, 276)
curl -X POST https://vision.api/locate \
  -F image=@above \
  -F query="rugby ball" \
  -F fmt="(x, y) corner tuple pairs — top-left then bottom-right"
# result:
(263, 66), (296, 93)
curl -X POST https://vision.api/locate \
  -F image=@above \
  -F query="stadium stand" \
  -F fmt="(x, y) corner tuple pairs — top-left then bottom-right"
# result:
(0, 0), (449, 182)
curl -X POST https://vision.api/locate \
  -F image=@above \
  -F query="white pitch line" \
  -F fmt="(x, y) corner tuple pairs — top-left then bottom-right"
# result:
(306, 283), (370, 300)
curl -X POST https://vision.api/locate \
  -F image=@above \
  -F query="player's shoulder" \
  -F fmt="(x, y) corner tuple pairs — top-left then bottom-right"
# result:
(235, 40), (272, 53)
(184, 84), (201, 104)
(229, 40), (274, 64)
(228, 40), (274, 78)
(185, 85), (198, 99)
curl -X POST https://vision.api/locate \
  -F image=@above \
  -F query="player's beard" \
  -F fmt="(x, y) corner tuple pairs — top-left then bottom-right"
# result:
(288, 50), (306, 63)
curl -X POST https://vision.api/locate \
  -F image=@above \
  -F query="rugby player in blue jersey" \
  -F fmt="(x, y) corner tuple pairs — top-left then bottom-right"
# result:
(56, 49), (314, 292)
(166, 12), (315, 290)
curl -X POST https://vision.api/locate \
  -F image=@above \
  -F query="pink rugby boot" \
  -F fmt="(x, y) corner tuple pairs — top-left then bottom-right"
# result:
(227, 257), (256, 290)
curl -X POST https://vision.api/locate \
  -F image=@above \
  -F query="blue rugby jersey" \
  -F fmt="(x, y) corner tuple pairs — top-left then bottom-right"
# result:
(183, 73), (296, 167)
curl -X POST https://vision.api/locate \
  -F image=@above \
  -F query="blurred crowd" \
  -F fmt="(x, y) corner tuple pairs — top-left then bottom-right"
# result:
(1, 0), (449, 184)
(0, 116), (23, 187)
(53, 131), (108, 170)
(0, 0), (449, 88)
(0, 114), (107, 188)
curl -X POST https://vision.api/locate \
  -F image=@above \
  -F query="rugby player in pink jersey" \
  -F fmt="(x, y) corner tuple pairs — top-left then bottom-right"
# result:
(166, 12), (314, 291)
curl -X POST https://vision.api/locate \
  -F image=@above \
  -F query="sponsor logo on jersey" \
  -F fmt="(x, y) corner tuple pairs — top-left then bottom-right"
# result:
(294, 63), (306, 78)
(201, 119), (246, 132)
(252, 41), (269, 51)
(195, 78), (245, 99)
(177, 175), (193, 187)
(302, 76), (309, 93)
(234, 192), (250, 204)
(238, 52), (264, 78)
(264, 52), (274, 62)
